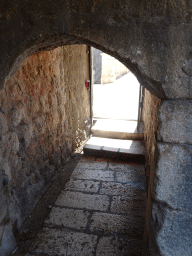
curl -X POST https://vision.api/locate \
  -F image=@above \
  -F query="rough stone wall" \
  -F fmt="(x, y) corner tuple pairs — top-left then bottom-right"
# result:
(0, 45), (90, 255)
(1, 1), (192, 255)
(101, 54), (115, 84)
(92, 48), (102, 84)
(115, 60), (128, 80)
(151, 99), (192, 256)
(62, 45), (91, 151)
(142, 88), (161, 252)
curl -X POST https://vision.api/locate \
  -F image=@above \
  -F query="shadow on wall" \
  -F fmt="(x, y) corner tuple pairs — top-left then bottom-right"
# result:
(0, 45), (91, 255)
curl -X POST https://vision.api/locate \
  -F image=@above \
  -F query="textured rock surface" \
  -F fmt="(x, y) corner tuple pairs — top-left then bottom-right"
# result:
(142, 88), (162, 252)
(27, 228), (98, 256)
(0, 45), (91, 255)
(1, 1), (192, 99)
(150, 204), (192, 256)
(157, 100), (192, 144)
(155, 143), (192, 212)
(45, 208), (90, 229)
(149, 142), (192, 256)
(55, 191), (110, 211)
(96, 236), (143, 256)
(1, 1), (192, 255)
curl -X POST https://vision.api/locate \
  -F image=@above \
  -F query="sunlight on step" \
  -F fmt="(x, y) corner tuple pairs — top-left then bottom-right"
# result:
(86, 137), (134, 150)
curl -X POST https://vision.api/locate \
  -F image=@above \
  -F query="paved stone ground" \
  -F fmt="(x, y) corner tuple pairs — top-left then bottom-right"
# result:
(93, 73), (140, 120)
(24, 155), (146, 256)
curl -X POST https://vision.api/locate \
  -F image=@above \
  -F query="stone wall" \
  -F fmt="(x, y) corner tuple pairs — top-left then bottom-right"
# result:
(0, 45), (91, 255)
(101, 53), (115, 84)
(1, 1), (192, 255)
(150, 99), (192, 256)
(92, 48), (102, 84)
(142, 88), (162, 253)
(115, 61), (128, 80)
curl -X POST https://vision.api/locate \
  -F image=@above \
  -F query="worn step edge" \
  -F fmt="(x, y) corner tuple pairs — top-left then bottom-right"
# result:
(83, 145), (145, 164)
(91, 129), (144, 140)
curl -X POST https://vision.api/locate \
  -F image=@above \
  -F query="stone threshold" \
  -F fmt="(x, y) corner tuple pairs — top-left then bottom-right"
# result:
(92, 129), (144, 140)
(83, 137), (145, 164)
(92, 119), (144, 140)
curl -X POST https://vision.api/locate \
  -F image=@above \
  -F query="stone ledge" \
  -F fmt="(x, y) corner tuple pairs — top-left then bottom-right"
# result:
(92, 129), (144, 140)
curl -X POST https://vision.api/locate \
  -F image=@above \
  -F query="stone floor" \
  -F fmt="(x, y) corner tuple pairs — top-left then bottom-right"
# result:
(23, 155), (146, 256)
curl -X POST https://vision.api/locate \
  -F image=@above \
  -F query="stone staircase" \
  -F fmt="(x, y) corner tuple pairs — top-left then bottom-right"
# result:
(84, 119), (145, 164)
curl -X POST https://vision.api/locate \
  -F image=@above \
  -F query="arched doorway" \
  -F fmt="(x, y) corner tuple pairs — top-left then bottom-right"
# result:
(0, 1), (192, 256)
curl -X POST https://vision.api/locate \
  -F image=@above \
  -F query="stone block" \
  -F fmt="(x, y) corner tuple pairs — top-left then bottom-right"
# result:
(109, 162), (145, 172)
(2, 161), (11, 180)
(33, 113), (46, 134)
(28, 228), (97, 256)
(65, 179), (100, 193)
(83, 144), (102, 153)
(102, 146), (120, 153)
(100, 181), (130, 196)
(111, 196), (146, 217)
(76, 158), (107, 169)
(150, 205), (192, 256)
(9, 154), (22, 172)
(157, 100), (192, 144)
(0, 194), (8, 224)
(115, 171), (146, 188)
(154, 142), (192, 212)
(96, 236), (143, 256)
(90, 212), (143, 237)
(162, 69), (192, 100)
(71, 169), (114, 182)
(0, 111), (8, 137)
(45, 207), (90, 229)
(55, 191), (109, 211)
(0, 222), (17, 256)
(22, 123), (33, 147)
(12, 103), (25, 127)
(2, 132), (19, 155)
(119, 140), (145, 155)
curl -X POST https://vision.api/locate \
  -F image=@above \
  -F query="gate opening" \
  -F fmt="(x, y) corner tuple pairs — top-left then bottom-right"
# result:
(83, 47), (145, 164)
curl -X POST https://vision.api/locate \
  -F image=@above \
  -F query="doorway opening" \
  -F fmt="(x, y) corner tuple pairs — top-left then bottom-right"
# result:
(92, 47), (140, 122)
(83, 47), (145, 162)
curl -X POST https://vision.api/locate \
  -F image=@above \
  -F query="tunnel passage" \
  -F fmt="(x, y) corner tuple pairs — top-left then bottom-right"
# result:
(1, 1), (192, 256)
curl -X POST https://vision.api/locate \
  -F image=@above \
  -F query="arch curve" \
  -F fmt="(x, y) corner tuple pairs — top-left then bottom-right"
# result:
(0, 0), (182, 98)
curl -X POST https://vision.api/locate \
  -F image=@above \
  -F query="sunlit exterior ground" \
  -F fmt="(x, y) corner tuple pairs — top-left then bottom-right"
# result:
(93, 72), (140, 121)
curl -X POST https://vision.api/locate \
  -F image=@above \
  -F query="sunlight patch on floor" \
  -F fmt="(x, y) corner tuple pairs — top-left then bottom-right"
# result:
(86, 137), (134, 150)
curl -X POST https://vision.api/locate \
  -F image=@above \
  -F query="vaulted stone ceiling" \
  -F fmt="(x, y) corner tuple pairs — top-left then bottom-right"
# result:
(1, 0), (192, 98)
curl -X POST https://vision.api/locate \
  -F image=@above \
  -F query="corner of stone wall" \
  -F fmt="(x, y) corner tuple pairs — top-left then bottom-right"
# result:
(142, 88), (162, 255)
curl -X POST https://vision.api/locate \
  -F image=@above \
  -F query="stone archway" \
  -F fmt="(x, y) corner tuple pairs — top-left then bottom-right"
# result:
(0, 1), (192, 255)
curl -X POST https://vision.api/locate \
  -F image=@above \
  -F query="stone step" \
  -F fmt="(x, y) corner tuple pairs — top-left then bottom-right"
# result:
(92, 129), (144, 140)
(91, 119), (144, 140)
(83, 137), (145, 163)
